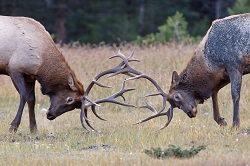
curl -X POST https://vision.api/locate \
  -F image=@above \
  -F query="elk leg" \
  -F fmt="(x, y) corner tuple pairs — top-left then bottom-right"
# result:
(212, 91), (227, 126)
(212, 80), (229, 126)
(227, 67), (242, 128)
(9, 72), (28, 132)
(26, 81), (37, 133)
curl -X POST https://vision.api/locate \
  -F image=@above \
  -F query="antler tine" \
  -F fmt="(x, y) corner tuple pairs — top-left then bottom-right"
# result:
(85, 80), (137, 108)
(110, 50), (129, 66)
(159, 106), (174, 130)
(82, 96), (108, 121)
(126, 74), (166, 95)
(128, 50), (134, 59)
(80, 100), (102, 132)
(91, 105), (107, 121)
(139, 101), (158, 114)
(107, 61), (143, 78)
(126, 73), (169, 114)
(92, 80), (111, 88)
(127, 50), (140, 63)
(134, 106), (174, 130)
(80, 101), (91, 132)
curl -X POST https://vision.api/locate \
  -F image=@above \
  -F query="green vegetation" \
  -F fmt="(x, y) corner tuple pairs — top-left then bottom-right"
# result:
(228, 0), (250, 15)
(144, 145), (206, 159)
(134, 12), (198, 45)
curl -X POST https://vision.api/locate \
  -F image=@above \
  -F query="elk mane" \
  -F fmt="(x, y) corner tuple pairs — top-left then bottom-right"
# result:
(37, 50), (84, 95)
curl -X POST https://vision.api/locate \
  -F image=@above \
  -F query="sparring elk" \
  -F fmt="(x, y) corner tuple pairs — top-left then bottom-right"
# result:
(0, 16), (84, 133)
(82, 13), (250, 130)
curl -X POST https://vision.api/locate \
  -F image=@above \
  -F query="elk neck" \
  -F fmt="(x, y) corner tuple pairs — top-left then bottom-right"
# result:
(177, 45), (225, 102)
(36, 47), (84, 96)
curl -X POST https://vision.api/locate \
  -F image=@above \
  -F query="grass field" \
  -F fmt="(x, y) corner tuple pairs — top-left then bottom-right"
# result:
(0, 43), (249, 166)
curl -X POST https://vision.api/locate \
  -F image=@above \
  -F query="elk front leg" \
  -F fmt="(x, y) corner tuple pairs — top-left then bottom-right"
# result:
(26, 81), (37, 133)
(212, 91), (227, 126)
(9, 72), (28, 133)
(212, 80), (229, 127)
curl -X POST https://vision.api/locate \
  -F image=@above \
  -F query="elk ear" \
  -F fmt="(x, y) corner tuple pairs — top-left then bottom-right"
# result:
(171, 71), (180, 87)
(68, 74), (78, 92)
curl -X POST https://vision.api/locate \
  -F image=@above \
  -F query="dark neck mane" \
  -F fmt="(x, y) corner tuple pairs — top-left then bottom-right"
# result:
(178, 55), (215, 101)
(37, 50), (83, 95)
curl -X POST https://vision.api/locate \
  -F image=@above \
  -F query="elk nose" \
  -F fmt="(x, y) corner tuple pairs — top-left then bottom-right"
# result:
(187, 105), (197, 118)
(47, 112), (56, 120)
(187, 112), (195, 118)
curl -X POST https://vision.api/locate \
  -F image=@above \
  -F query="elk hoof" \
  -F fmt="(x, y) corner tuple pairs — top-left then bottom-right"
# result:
(219, 117), (227, 127)
(9, 125), (17, 133)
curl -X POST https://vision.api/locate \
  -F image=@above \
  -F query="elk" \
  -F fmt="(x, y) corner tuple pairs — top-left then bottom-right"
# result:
(0, 16), (84, 133)
(82, 13), (250, 130)
(135, 13), (250, 129)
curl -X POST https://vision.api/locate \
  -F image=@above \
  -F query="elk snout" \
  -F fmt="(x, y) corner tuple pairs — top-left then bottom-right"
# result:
(186, 105), (197, 118)
(47, 112), (56, 120)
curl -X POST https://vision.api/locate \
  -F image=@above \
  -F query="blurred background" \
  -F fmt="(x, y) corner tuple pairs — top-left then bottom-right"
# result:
(0, 0), (249, 44)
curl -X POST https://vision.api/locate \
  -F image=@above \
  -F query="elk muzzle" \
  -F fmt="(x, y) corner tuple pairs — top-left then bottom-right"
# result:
(186, 105), (197, 118)
(47, 112), (56, 120)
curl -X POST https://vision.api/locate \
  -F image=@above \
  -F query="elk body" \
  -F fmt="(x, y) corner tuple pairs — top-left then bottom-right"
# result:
(166, 13), (250, 128)
(0, 16), (84, 133)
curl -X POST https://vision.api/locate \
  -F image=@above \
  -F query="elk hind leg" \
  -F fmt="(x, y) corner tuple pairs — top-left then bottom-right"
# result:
(26, 81), (37, 133)
(227, 66), (242, 129)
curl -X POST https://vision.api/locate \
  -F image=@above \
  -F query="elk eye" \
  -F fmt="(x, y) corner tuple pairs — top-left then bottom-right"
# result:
(174, 94), (181, 101)
(66, 97), (74, 105)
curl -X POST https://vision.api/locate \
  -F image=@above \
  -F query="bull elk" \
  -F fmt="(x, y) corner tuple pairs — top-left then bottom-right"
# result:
(82, 13), (250, 130)
(0, 16), (85, 133)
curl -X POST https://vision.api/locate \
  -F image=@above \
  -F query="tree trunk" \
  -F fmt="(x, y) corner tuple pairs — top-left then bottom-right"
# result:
(137, 0), (145, 35)
(53, 0), (67, 44)
(215, 0), (221, 19)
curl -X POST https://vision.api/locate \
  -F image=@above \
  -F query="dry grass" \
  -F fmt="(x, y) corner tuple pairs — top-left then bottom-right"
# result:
(0, 43), (249, 166)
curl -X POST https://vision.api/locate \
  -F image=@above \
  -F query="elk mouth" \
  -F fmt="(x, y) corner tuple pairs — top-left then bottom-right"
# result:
(47, 113), (56, 120)
(46, 105), (57, 120)
(187, 112), (196, 118)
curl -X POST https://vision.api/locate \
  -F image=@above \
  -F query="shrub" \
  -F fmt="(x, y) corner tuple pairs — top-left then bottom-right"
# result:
(144, 144), (206, 159)
(227, 0), (250, 15)
(134, 12), (196, 46)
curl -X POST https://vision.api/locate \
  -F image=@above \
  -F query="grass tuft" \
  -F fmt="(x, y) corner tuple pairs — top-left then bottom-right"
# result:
(144, 145), (206, 159)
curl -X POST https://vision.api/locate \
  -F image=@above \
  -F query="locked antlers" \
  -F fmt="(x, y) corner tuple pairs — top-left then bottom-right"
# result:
(80, 50), (141, 131)
(81, 50), (173, 131)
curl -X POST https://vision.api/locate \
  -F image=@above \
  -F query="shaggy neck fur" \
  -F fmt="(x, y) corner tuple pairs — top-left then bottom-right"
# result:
(36, 46), (84, 96)
(178, 52), (221, 101)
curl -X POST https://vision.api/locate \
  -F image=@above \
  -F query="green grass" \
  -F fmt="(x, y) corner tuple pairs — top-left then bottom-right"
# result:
(0, 44), (249, 166)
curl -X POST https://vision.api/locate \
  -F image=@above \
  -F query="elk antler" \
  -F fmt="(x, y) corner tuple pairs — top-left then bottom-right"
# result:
(80, 50), (144, 131)
(125, 74), (174, 129)
(134, 106), (174, 130)
(81, 50), (174, 131)
(81, 80), (136, 131)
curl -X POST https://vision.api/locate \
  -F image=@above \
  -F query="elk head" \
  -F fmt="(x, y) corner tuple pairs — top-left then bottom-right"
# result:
(47, 74), (84, 120)
(167, 71), (198, 118)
